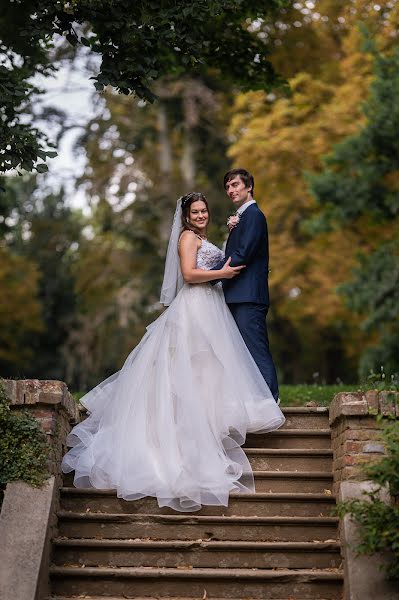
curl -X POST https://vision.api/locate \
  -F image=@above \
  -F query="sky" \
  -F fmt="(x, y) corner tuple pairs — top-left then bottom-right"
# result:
(34, 50), (101, 212)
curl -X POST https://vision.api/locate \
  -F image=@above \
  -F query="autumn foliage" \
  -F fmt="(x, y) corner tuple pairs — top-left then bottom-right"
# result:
(1, 0), (398, 388)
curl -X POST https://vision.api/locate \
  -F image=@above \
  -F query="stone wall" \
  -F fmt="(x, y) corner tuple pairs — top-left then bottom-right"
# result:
(2, 379), (79, 487)
(329, 390), (398, 600)
(329, 390), (399, 496)
(0, 379), (79, 600)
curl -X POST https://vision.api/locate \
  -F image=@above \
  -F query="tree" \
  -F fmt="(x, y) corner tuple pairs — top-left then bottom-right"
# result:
(0, 175), (44, 372)
(0, 175), (84, 380)
(0, 0), (289, 174)
(308, 42), (399, 379)
(62, 196), (164, 390)
(0, 246), (43, 372)
(227, 1), (398, 382)
(20, 189), (84, 381)
(62, 71), (235, 389)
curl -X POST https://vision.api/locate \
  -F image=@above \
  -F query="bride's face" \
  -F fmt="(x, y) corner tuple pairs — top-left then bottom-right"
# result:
(189, 200), (209, 233)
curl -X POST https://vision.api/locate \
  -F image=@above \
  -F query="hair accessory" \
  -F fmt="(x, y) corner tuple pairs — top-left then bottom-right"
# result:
(181, 192), (199, 210)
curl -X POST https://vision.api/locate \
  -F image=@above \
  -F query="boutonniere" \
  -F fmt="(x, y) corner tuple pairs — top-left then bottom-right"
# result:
(227, 211), (240, 231)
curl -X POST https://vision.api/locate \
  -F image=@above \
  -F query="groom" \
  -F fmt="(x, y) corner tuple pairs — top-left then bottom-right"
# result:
(213, 168), (279, 403)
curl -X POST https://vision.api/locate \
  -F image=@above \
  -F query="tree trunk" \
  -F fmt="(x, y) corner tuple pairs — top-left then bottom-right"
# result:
(180, 87), (196, 189)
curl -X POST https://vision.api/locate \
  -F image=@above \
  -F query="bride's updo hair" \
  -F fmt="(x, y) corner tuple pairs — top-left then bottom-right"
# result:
(180, 192), (210, 236)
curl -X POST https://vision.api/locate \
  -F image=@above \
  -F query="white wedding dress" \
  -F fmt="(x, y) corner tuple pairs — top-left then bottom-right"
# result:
(62, 238), (285, 512)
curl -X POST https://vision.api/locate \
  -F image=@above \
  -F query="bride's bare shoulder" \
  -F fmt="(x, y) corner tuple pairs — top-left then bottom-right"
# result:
(178, 230), (202, 250)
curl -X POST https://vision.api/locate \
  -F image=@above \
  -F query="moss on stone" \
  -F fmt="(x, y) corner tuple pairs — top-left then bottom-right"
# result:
(0, 380), (49, 488)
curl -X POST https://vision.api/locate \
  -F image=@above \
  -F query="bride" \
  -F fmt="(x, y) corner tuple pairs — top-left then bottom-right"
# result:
(62, 192), (285, 512)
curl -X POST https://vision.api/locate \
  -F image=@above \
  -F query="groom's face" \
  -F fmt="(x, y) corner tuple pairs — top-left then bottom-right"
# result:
(225, 176), (252, 209)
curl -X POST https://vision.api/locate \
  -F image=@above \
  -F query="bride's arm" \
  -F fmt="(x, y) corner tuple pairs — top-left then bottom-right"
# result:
(179, 232), (244, 283)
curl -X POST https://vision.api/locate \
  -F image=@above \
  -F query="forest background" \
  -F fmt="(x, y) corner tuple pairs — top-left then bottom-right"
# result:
(1, 0), (398, 393)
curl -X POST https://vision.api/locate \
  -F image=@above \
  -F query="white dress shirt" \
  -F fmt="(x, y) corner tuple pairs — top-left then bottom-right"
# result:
(237, 199), (256, 215)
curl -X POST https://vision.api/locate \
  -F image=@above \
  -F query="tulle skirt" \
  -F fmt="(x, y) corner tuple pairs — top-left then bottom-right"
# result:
(62, 282), (285, 512)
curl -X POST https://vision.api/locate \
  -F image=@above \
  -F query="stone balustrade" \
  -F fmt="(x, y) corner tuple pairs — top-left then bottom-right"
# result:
(2, 379), (79, 487)
(329, 390), (399, 496)
(0, 379), (79, 600)
(329, 389), (398, 600)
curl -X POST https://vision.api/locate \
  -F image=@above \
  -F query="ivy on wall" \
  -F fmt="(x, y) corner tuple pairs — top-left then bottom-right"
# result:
(0, 381), (49, 488)
(336, 415), (399, 579)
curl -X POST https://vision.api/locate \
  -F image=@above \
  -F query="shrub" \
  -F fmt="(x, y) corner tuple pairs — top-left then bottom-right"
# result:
(336, 416), (399, 579)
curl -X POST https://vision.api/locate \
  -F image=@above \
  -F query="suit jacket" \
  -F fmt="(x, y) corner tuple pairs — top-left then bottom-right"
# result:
(213, 203), (270, 305)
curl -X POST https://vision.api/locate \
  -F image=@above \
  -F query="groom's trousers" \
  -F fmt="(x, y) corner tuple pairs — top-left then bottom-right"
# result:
(228, 302), (279, 402)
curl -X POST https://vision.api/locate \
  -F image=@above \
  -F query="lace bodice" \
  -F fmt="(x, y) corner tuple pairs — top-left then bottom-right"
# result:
(196, 238), (224, 270)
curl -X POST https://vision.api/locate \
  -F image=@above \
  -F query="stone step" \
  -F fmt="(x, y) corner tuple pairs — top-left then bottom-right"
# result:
(77, 405), (330, 438)
(245, 448), (332, 471)
(254, 471), (333, 493)
(50, 565), (343, 598)
(62, 449), (333, 493)
(57, 512), (338, 542)
(60, 489), (335, 518)
(77, 404), (329, 416)
(62, 448), (334, 496)
(52, 597), (339, 600)
(244, 429), (331, 449)
(280, 408), (330, 430)
(53, 538), (341, 570)
(63, 471), (333, 494)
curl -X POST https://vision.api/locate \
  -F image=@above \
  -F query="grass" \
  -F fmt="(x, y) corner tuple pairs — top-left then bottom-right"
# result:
(72, 391), (85, 402)
(279, 384), (364, 406)
(73, 384), (372, 407)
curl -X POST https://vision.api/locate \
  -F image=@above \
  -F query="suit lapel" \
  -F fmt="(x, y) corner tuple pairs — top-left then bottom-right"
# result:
(225, 225), (237, 254)
(226, 204), (256, 253)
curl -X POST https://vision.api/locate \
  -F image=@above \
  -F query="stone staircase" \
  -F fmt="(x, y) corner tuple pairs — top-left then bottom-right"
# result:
(49, 407), (343, 599)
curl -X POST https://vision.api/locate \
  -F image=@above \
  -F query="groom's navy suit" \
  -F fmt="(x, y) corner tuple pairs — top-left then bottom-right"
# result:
(213, 202), (279, 401)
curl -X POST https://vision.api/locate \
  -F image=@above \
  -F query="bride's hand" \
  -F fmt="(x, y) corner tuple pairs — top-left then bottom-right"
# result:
(221, 257), (246, 279)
